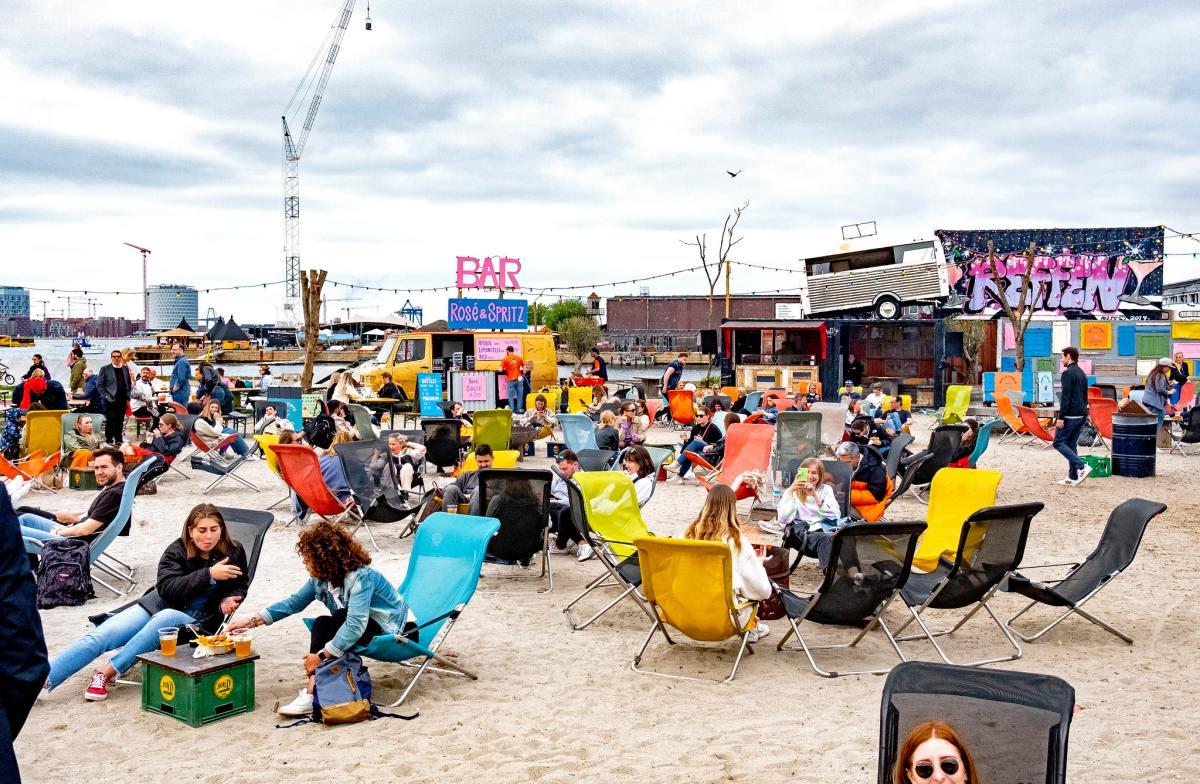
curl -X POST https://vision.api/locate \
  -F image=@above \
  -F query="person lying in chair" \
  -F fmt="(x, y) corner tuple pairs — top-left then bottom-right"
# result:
(835, 442), (891, 522)
(387, 433), (426, 492)
(254, 404), (286, 436)
(129, 412), (186, 461)
(18, 448), (125, 542)
(442, 444), (493, 512)
(548, 450), (587, 558)
(881, 396), (911, 437)
(43, 503), (248, 702)
(65, 414), (104, 469)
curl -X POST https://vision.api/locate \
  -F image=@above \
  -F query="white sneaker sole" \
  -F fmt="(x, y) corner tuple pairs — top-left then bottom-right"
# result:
(84, 691), (108, 702)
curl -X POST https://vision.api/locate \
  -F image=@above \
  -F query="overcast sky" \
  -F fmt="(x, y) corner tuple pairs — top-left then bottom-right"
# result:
(3, 0), (1198, 324)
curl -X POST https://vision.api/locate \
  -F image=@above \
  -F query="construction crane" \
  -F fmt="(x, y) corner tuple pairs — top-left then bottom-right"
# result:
(281, 0), (369, 323)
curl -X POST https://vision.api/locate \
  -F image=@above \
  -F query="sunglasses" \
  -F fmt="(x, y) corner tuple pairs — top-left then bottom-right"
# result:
(912, 758), (960, 780)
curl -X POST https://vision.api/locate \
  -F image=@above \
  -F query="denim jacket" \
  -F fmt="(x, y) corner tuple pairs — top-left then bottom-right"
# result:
(260, 567), (414, 657)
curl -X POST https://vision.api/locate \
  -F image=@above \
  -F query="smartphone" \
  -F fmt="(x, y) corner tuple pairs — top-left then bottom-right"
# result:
(795, 467), (809, 485)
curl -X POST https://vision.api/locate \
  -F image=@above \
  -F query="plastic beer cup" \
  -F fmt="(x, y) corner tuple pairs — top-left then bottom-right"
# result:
(231, 629), (252, 658)
(158, 627), (179, 656)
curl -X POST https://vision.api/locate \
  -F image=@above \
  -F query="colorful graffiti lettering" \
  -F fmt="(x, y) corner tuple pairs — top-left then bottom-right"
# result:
(962, 254), (1137, 314)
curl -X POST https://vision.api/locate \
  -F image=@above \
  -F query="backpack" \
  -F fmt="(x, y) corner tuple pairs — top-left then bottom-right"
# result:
(278, 652), (417, 728)
(304, 414), (336, 450)
(36, 538), (95, 609)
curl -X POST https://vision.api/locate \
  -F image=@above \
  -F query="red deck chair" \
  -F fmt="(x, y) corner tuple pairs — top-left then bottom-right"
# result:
(184, 430), (240, 466)
(774, 398), (796, 412)
(1088, 398), (1117, 453)
(1168, 380), (1196, 415)
(667, 389), (696, 429)
(1087, 387), (1103, 400)
(1015, 406), (1056, 449)
(685, 423), (775, 503)
(644, 400), (661, 422)
(269, 444), (376, 549)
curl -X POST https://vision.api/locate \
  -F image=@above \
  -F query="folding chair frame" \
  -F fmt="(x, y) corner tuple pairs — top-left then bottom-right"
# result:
(775, 591), (908, 678)
(1004, 562), (1135, 644)
(631, 601), (757, 684)
(381, 604), (479, 708)
(199, 441), (262, 494)
(562, 538), (655, 631)
(892, 581), (1023, 667)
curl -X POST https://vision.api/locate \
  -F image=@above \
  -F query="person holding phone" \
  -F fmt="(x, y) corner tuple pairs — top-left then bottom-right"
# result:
(777, 458), (842, 533)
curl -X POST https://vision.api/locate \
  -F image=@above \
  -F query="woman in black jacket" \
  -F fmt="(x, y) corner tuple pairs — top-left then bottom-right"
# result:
(44, 503), (249, 701)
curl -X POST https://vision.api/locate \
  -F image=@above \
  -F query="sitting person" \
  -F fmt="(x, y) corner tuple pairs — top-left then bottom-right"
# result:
(548, 450), (588, 559)
(254, 404), (286, 436)
(369, 371), (405, 425)
(835, 441), (891, 522)
(227, 521), (417, 718)
(633, 399), (652, 432)
(949, 418), (980, 467)
(617, 401), (647, 449)
(328, 399), (358, 437)
(777, 457), (842, 533)
(893, 720), (978, 784)
(18, 447), (125, 541)
(483, 476), (545, 565)
(80, 368), (104, 413)
(447, 400), (474, 439)
(442, 444), (493, 512)
(595, 410), (620, 452)
(683, 484), (772, 641)
(586, 384), (613, 416)
(330, 371), (363, 404)
(804, 383), (821, 406)
(129, 366), (160, 427)
(882, 396), (911, 436)
(131, 413), (186, 460)
(522, 394), (558, 439)
(621, 445), (655, 507)
(849, 415), (892, 454)
(65, 414), (104, 469)
(258, 363), (274, 394)
(387, 432), (426, 492)
(760, 397), (780, 424)
(44, 503), (248, 701)
(844, 398), (864, 427)
(863, 383), (885, 417)
(193, 398), (251, 457)
(289, 434), (355, 521)
(375, 371), (401, 402)
(669, 405), (722, 483)
(14, 372), (47, 410)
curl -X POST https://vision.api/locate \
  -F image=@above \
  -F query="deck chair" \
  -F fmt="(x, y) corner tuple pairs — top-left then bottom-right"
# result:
(703, 394), (733, 411)
(318, 512), (499, 708)
(566, 387), (592, 413)
(821, 458), (853, 520)
(456, 450), (520, 473)
(378, 429), (427, 496)
(561, 471), (656, 630)
(775, 412), (821, 485)
(346, 403), (378, 441)
(0, 451), (62, 493)
(253, 434), (290, 510)
(667, 389), (696, 429)
(1015, 405), (1056, 449)
(775, 521), (926, 677)
(879, 453), (933, 518)
(995, 391), (1030, 444)
(23, 409), (70, 459)
(420, 418), (462, 472)
(1004, 498), (1167, 644)
(471, 408), (513, 452)
(884, 433), (914, 480)
(614, 445), (674, 504)
(1088, 397), (1117, 453)
(1170, 409), (1200, 456)
(808, 402), (848, 450)
(903, 424), (967, 502)
(61, 411), (105, 458)
(575, 449), (616, 471)
(526, 388), (561, 414)
(911, 468), (1001, 573)
(687, 423), (774, 504)
(739, 391), (763, 413)
(631, 537), (761, 683)
(878, 661), (1075, 784)
(967, 418), (1004, 468)
(558, 413), (598, 452)
(940, 385), (971, 424)
(336, 438), (426, 533)
(270, 443), (374, 549)
(190, 437), (261, 494)
(892, 502), (1043, 666)
(476, 468), (553, 591)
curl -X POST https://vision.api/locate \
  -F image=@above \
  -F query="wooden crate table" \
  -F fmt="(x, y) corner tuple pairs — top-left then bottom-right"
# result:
(68, 466), (98, 491)
(137, 648), (259, 727)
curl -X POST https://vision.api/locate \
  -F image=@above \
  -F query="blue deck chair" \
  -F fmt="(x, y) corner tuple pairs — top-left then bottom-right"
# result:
(559, 413), (598, 452)
(968, 418), (1004, 468)
(307, 512), (500, 708)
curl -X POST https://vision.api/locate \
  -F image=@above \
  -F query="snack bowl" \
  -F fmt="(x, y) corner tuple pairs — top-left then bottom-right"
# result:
(194, 634), (235, 655)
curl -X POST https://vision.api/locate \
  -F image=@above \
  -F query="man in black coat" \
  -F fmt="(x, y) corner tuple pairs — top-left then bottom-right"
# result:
(0, 485), (50, 783)
(97, 350), (132, 445)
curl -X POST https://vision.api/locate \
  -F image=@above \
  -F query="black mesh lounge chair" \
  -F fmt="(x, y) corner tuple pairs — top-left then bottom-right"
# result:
(169, 414), (199, 476)
(884, 433), (915, 480)
(476, 468), (554, 592)
(775, 521), (926, 677)
(420, 418), (462, 473)
(336, 438), (426, 540)
(379, 429), (427, 495)
(1004, 498), (1167, 644)
(904, 424), (966, 502)
(1170, 410), (1200, 456)
(575, 449), (616, 471)
(560, 478), (655, 630)
(190, 439), (261, 494)
(775, 411), (821, 485)
(820, 458), (853, 521)
(891, 502), (1043, 666)
(880, 452), (933, 518)
(878, 661), (1075, 784)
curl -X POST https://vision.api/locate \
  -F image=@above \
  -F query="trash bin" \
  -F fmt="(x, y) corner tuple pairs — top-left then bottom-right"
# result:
(1111, 414), (1157, 478)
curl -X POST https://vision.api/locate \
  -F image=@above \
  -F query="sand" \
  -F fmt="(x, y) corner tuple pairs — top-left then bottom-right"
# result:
(17, 417), (1200, 784)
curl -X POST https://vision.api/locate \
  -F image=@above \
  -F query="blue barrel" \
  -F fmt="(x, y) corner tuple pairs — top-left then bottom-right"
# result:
(1111, 414), (1157, 478)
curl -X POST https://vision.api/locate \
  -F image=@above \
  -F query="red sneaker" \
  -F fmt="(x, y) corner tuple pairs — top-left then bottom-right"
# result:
(84, 672), (110, 701)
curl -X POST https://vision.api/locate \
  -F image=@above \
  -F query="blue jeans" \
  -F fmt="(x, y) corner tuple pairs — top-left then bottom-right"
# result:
(507, 379), (523, 413)
(19, 512), (58, 542)
(1052, 415), (1086, 480)
(221, 428), (250, 456)
(676, 438), (710, 478)
(47, 605), (195, 689)
(886, 413), (908, 433)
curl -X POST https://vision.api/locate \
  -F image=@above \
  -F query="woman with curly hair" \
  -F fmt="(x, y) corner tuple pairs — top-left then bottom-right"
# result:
(227, 521), (416, 717)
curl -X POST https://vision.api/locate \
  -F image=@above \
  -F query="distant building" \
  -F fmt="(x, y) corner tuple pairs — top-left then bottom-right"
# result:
(1163, 277), (1200, 308)
(0, 286), (30, 319)
(604, 295), (808, 352)
(147, 284), (199, 331)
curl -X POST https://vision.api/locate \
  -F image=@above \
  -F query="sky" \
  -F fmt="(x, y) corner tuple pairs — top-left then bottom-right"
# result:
(2, 0), (1198, 325)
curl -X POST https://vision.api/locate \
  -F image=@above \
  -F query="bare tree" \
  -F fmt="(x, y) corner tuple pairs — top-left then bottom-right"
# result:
(299, 268), (327, 390)
(985, 240), (1044, 372)
(681, 201), (749, 320)
(946, 316), (989, 385)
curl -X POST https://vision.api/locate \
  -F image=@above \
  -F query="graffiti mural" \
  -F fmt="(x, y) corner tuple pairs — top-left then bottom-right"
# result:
(935, 227), (1164, 317)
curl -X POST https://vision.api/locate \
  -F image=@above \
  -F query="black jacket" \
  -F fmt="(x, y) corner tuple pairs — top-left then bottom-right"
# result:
(596, 425), (619, 452)
(853, 448), (888, 503)
(144, 430), (186, 457)
(0, 486), (49, 688)
(137, 539), (250, 631)
(98, 363), (132, 404)
(1060, 363), (1088, 418)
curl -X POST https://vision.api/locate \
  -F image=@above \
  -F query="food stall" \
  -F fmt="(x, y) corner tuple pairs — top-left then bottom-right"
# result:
(719, 320), (827, 392)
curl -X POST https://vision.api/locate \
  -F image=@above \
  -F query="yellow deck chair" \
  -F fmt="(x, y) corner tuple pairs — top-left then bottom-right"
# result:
(941, 385), (972, 425)
(632, 537), (759, 683)
(526, 389), (561, 414)
(912, 468), (1001, 572)
(471, 408), (513, 453)
(566, 387), (592, 414)
(456, 450), (519, 474)
(880, 394), (913, 412)
(253, 434), (290, 511)
(24, 409), (71, 458)
(574, 470), (651, 559)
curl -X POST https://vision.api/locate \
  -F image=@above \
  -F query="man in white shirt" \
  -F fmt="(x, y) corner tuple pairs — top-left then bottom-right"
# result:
(863, 382), (885, 417)
(548, 451), (591, 559)
(129, 366), (160, 427)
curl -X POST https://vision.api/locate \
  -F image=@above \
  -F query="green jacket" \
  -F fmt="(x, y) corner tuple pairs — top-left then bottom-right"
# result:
(69, 357), (87, 392)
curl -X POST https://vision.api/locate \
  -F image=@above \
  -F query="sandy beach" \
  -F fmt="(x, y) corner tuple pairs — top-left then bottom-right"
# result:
(18, 416), (1200, 784)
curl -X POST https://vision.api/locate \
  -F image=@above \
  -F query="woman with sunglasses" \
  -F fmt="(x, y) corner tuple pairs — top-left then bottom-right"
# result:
(894, 720), (978, 784)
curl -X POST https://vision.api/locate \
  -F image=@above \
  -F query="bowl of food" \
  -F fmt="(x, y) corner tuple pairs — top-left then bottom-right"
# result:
(194, 634), (235, 654)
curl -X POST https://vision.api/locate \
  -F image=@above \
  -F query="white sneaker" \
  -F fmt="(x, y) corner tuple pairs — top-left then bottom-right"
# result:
(576, 542), (594, 562)
(666, 474), (682, 485)
(1071, 464), (1092, 486)
(1057, 478), (1074, 486)
(276, 688), (314, 717)
(747, 622), (770, 643)
(547, 543), (573, 555)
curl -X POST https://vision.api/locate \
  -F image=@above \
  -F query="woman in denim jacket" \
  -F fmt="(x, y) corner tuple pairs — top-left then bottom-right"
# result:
(228, 521), (416, 717)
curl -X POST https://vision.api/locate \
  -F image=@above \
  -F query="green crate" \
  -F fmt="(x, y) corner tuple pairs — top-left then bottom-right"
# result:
(1080, 455), (1111, 478)
(138, 648), (258, 727)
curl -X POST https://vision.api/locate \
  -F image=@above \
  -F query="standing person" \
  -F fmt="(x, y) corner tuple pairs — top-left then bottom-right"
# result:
(0, 485), (49, 783)
(22, 354), (50, 381)
(129, 366), (160, 428)
(1140, 358), (1173, 432)
(97, 350), (132, 445)
(68, 347), (87, 394)
(1169, 351), (1191, 406)
(661, 352), (687, 393)
(169, 343), (191, 406)
(844, 352), (864, 388)
(500, 345), (526, 414)
(589, 348), (609, 382)
(1054, 346), (1091, 486)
